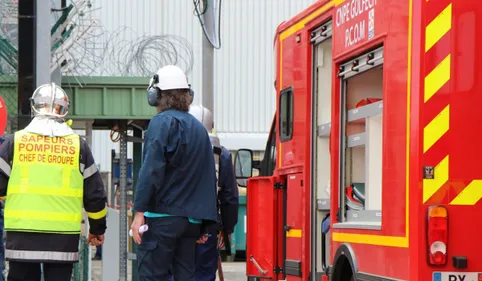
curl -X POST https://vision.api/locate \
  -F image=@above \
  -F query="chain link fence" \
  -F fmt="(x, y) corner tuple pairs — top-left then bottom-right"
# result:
(0, 1), (18, 280)
(0, 76), (18, 135)
(0, 0), (18, 136)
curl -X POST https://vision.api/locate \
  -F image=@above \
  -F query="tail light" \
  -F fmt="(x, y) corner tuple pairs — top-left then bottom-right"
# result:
(427, 205), (448, 266)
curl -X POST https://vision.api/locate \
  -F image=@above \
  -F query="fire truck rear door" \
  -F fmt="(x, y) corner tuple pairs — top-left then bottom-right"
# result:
(246, 176), (281, 280)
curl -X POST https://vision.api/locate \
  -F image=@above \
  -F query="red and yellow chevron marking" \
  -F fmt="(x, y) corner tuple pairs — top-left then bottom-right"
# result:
(422, 2), (452, 204)
(422, 2), (482, 206)
(450, 180), (482, 205)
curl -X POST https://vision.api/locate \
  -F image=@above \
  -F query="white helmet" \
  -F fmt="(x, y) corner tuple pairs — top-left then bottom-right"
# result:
(30, 83), (69, 118)
(150, 65), (190, 90)
(188, 104), (213, 132)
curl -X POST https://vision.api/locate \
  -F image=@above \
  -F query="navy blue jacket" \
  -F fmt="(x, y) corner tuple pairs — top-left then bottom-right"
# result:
(218, 146), (239, 234)
(133, 110), (218, 226)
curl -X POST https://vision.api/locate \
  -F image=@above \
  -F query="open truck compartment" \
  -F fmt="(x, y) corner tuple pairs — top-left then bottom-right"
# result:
(336, 47), (384, 228)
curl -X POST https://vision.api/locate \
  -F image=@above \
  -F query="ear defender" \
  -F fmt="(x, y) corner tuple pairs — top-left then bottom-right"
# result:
(147, 74), (161, 107)
(188, 84), (194, 99)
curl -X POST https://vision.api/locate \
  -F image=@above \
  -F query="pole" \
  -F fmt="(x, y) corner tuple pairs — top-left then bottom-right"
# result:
(201, 0), (215, 113)
(217, 255), (224, 281)
(119, 122), (128, 281)
(17, 0), (36, 129)
(35, 0), (50, 86)
(51, 0), (64, 85)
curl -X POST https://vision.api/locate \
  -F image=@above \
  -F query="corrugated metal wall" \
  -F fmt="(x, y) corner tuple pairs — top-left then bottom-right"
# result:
(79, 0), (316, 171)
(212, 0), (316, 150)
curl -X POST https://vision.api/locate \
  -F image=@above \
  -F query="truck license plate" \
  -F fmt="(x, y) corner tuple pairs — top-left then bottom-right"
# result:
(433, 272), (482, 281)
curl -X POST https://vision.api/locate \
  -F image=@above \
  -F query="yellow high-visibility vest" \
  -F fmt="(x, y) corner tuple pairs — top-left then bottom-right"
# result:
(4, 130), (84, 234)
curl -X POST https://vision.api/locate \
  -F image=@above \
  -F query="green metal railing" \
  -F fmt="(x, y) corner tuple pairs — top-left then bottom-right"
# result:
(51, 4), (74, 37)
(0, 4), (75, 74)
(0, 36), (17, 72)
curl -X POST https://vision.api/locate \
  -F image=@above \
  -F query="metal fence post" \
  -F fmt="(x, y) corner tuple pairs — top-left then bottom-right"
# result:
(119, 122), (128, 281)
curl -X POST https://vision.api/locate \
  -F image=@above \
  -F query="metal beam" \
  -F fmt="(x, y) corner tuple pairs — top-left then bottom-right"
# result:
(118, 121), (128, 281)
(126, 136), (144, 144)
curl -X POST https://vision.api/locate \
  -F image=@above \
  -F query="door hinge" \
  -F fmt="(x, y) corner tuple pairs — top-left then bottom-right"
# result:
(274, 182), (285, 189)
(274, 266), (284, 274)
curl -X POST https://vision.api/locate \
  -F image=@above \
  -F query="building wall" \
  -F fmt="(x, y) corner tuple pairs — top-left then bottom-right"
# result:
(75, 0), (316, 172)
(211, 0), (316, 150)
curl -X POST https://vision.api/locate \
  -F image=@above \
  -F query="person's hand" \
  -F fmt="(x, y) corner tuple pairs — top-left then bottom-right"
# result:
(196, 234), (209, 244)
(88, 234), (104, 246)
(131, 212), (145, 245)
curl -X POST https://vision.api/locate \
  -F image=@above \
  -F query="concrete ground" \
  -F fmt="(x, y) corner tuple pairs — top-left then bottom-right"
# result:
(91, 250), (246, 281)
(214, 262), (246, 281)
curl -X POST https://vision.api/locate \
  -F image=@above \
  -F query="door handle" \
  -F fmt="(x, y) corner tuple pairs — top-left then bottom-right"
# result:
(249, 255), (267, 275)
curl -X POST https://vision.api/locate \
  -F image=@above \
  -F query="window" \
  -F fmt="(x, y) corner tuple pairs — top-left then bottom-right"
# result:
(337, 46), (384, 227)
(257, 117), (277, 177)
(280, 87), (294, 142)
(268, 123), (277, 174)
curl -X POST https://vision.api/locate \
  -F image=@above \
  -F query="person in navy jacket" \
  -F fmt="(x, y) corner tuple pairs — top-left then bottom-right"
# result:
(131, 65), (218, 281)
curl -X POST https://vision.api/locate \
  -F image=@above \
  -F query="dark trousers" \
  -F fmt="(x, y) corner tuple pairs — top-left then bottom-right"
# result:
(137, 216), (201, 281)
(167, 234), (219, 281)
(7, 261), (73, 281)
(95, 245), (102, 258)
(193, 234), (218, 281)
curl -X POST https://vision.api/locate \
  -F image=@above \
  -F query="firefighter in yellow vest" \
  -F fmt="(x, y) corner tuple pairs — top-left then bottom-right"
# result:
(0, 83), (107, 281)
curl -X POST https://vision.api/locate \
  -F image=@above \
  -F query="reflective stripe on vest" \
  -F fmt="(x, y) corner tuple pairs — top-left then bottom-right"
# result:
(5, 249), (79, 261)
(4, 130), (84, 234)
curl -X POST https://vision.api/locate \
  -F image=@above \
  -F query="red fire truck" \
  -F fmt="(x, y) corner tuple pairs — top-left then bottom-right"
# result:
(234, 0), (482, 280)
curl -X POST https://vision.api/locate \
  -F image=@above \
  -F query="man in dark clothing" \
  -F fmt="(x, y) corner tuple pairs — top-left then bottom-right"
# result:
(131, 65), (218, 281)
(181, 105), (239, 281)
(195, 145), (238, 281)
(0, 83), (107, 281)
